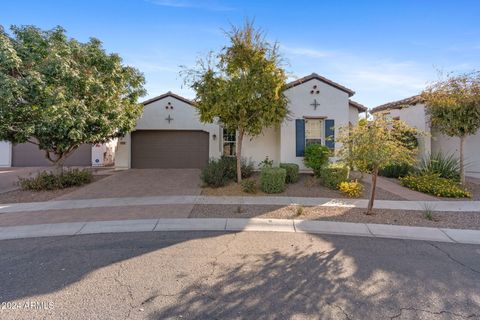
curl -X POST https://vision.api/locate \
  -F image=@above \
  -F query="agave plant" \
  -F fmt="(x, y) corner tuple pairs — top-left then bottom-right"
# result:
(417, 152), (461, 181)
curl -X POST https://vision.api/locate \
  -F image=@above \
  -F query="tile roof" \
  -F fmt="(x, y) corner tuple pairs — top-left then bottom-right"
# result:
(285, 73), (355, 97)
(371, 95), (423, 113)
(141, 91), (196, 107)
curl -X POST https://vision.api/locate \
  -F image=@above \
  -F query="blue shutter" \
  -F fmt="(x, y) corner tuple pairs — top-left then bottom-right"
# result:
(295, 119), (305, 157)
(325, 119), (335, 150)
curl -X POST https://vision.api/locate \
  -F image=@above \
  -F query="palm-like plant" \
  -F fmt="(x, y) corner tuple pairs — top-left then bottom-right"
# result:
(417, 152), (461, 181)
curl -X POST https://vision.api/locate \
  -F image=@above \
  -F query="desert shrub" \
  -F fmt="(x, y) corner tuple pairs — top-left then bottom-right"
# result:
(318, 163), (349, 190)
(201, 159), (229, 188)
(339, 180), (363, 198)
(379, 163), (413, 178)
(400, 173), (470, 198)
(260, 167), (286, 193)
(280, 163), (299, 183)
(417, 152), (460, 181)
(303, 144), (330, 176)
(220, 156), (254, 181)
(19, 169), (93, 191)
(259, 156), (274, 169)
(241, 179), (257, 193)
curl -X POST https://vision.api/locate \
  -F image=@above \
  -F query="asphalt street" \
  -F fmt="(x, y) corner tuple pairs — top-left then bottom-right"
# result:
(0, 231), (479, 319)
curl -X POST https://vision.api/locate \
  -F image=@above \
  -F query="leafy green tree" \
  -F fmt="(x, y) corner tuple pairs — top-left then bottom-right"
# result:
(183, 21), (288, 182)
(421, 71), (480, 185)
(0, 25), (146, 170)
(338, 118), (418, 214)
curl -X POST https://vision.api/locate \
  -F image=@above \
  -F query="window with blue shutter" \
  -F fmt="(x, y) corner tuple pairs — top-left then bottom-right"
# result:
(295, 119), (305, 157)
(325, 119), (335, 150)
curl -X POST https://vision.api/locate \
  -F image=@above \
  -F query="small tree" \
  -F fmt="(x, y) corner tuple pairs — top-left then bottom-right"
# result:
(338, 118), (418, 214)
(183, 21), (288, 182)
(0, 25), (146, 171)
(421, 71), (480, 185)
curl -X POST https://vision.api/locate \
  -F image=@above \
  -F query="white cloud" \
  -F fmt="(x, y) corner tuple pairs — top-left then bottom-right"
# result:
(282, 45), (334, 58)
(283, 45), (435, 107)
(146, 0), (235, 11)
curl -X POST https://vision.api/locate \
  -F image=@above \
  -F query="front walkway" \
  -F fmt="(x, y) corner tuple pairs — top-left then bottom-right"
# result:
(1, 195), (479, 214)
(362, 174), (438, 201)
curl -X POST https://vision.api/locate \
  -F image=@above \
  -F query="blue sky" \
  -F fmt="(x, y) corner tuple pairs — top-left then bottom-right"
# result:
(1, 0), (479, 107)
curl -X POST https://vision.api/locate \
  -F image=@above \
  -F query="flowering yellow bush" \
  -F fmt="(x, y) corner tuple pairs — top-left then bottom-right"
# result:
(400, 173), (471, 198)
(339, 180), (363, 198)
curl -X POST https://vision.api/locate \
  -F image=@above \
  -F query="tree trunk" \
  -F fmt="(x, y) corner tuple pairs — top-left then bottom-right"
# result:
(459, 135), (465, 185)
(236, 128), (244, 183)
(53, 156), (66, 175)
(366, 167), (378, 214)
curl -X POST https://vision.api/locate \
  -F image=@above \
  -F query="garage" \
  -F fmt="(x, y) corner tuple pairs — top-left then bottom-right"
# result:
(12, 143), (92, 167)
(131, 130), (209, 169)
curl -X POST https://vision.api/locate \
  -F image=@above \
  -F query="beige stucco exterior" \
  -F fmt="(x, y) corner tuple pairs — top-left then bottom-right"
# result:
(374, 103), (480, 177)
(115, 74), (365, 170)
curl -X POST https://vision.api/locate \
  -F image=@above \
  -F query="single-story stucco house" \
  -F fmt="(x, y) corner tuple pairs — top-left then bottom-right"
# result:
(115, 73), (367, 171)
(0, 140), (116, 168)
(371, 96), (480, 178)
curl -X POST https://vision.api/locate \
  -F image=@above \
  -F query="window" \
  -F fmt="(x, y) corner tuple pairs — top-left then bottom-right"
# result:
(305, 119), (323, 146)
(222, 128), (236, 156)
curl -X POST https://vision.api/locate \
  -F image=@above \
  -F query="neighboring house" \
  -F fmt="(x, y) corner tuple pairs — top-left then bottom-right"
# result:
(0, 140), (117, 167)
(371, 96), (480, 178)
(115, 73), (367, 170)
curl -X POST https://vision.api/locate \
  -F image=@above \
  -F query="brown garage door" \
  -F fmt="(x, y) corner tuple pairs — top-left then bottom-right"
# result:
(12, 143), (92, 167)
(131, 130), (209, 169)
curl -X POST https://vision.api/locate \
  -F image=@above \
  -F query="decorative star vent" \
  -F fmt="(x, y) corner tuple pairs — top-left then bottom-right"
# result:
(165, 115), (173, 123)
(165, 102), (174, 109)
(310, 99), (320, 110)
(310, 85), (320, 95)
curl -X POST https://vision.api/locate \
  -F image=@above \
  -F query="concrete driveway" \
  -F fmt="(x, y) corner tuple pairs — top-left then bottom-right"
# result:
(0, 167), (51, 194)
(0, 232), (479, 320)
(56, 169), (203, 200)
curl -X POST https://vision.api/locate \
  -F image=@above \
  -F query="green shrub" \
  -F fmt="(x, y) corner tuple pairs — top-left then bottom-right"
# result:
(318, 163), (349, 190)
(241, 179), (257, 193)
(259, 156), (274, 169)
(303, 144), (330, 176)
(400, 173), (470, 198)
(339, 180), (363, 198)
(260, 167), (286, 193)
(19, 169), (93, 191)
(379, 163), (413, 178)
(201, 157), (254, 187)
(201, 159), (229, 188)
(220, 156), (254, 181)
(280, 163), (299, 183)
(417, 152), (460, 181)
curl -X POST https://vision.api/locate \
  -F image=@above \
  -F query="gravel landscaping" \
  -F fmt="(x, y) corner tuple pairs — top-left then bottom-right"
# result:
(202, 172), (405, 200)
(189, 204), (480, 229)
(0, 175), (108, 204)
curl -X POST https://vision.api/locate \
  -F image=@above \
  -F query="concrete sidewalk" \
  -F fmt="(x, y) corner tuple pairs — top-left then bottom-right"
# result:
(1, 195), (479, 214)
(0, 218), (479, 244)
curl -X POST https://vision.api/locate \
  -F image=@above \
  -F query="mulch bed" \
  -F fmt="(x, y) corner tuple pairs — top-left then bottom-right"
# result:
(0, 175), (108, 204)
(189, 204), (480, 230)
(202, 173), (404, 200)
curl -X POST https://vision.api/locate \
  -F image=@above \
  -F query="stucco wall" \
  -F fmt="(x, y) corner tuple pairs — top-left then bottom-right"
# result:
(376, 103), (480, 177)
(242, 127), (280, 168)
(279, 78), (351, 170)
(349, 106), (360, 125)
(0, 141), (12, 167)
(431, 130), (480, 176)
(377, 103), (432, 159)
(115, 95), (222, 169)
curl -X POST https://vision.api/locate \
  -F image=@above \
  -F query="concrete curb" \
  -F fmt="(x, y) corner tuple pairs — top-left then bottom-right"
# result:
(0, 218), (479, 245)
(1, 195), (480, 214)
